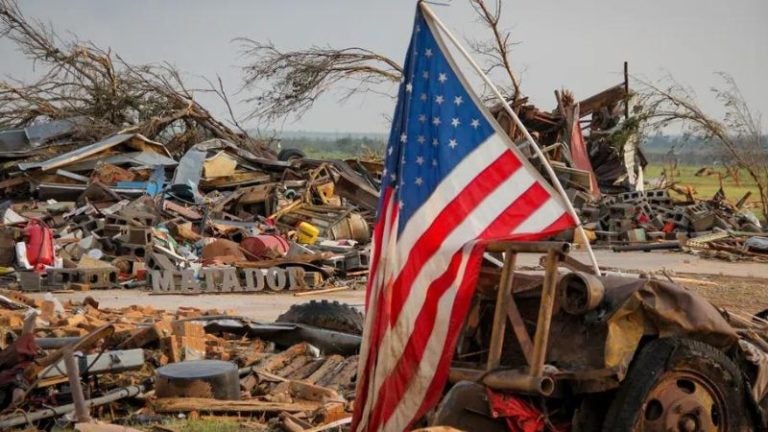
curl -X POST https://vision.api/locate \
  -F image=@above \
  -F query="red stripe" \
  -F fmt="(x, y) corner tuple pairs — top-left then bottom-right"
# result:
(366, 183), (556, 431)
(388, 151), (522, 324)
(355, 151), (523, 431)
(410, 243), (485, 425)
(353, 189), (397, 432)
(365, 188), (394, 309)
(410, 212), (576, 425)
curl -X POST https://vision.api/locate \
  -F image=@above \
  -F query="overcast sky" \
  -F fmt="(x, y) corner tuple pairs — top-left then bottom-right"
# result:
(1, 1), (766, 134)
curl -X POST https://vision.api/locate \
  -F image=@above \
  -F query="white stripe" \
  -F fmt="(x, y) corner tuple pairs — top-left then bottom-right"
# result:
(380, 199), (568, 429)
(393, 133), (509, 274)
(358, 133), (509, 430)
(510, 197), (565, 235)
(357, 194), (398, 432)
(382, 244), (475, 432)
(364, 168), (536, 427)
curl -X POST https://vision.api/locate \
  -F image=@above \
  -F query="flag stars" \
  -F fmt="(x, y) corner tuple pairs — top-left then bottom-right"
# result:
(405, 83), (413, 93)
(415, 177), (424, 186)
(438, 73), (448, 83)
(451, 118), (461, 127)
(416, 156), (424, 165)
(400, 133), (407, 143)
(422, 71), (429, 79)
(432, 138), (439, 146)
(471, 119), (480, 129)
(435, 95), (444, 105)
(448, 138), (458, 149)
(418, 114), (427, 123)
(424, 48), (432, 57)
(454, 96), (463, 106)
(432, 159), (438, 167)
(388, 146), (393, 155)
(390, 173), (396, 181)
(432, 117), (441, 126)
(420, 93), (427, 102)
(417, 135), (426, 144)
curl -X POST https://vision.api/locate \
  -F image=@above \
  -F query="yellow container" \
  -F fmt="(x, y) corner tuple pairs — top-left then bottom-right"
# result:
(296, 222), (320, 245)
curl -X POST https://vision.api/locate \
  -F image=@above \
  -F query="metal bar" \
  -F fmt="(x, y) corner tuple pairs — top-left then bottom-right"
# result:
(485, 241), (569, 254)
(486, 251), (516, 370)
(449, 367), (554, 396)
(420, 3), (601, 276)
(0, 385), (144, 429)
(62, 347), (91, 423)
(530, 250), (559, 377)
(506, 294), (533, 365)
(556, 251), (597, 275)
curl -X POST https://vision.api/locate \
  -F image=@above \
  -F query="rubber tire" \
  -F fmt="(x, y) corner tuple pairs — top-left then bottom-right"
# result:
(602, 337), (751, 431)
(277, 148), (306, 162)
(276, 300), (364, 335)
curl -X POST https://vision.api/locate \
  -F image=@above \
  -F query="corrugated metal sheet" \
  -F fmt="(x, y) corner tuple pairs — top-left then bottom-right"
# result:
(17, 133), (170, 172)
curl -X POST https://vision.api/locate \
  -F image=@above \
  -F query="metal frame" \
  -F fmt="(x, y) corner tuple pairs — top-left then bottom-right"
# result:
(450, 241), (569, 396)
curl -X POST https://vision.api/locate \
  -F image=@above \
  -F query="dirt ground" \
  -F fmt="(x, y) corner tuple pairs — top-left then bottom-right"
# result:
(24, 250), (768, 320)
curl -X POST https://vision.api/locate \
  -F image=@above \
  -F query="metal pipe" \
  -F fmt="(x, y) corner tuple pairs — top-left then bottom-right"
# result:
(449, 367), (554, 396)
(62, 347), (91, 423)
(611, 242), (681, 252)
(530, 250), (559, 377)
(0, 385), (145, 429)
(485, 241), (570, 254)
(420, 2), (601, 276)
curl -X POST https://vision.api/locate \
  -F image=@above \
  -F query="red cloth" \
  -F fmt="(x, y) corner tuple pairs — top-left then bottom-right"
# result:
(486, 389), (570, 432)
(569, 122), (601, 199)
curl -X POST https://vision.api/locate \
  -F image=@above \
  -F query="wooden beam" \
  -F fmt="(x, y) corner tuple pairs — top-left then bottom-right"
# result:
(152, 398), (321, 413)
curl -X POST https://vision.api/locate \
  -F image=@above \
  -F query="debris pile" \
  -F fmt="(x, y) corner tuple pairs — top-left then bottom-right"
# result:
(582, 188), (765, 256)
(0, 290), (358, 430)
(489, 78), (765, 256)
(0, 130), (380, 293)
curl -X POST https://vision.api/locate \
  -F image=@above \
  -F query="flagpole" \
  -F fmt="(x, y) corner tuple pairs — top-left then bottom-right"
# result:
(420, 2), (601, 275)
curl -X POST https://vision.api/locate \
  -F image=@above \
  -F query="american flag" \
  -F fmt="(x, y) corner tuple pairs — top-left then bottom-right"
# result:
(352, 8), (575, 432)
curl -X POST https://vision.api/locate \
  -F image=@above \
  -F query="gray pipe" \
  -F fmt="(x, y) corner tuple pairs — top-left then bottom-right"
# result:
(0, 385), (145, 429)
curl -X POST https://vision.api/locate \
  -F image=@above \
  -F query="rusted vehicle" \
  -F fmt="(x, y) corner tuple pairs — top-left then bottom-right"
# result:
(430, 241), (765, 431)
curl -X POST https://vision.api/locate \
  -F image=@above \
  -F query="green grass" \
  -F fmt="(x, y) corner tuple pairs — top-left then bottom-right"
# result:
(645, 164), (763, 213)
(144, 419), (264, 432)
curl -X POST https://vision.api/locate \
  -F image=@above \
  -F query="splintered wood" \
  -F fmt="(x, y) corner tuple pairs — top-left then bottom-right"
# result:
(0, 289), (357, 430)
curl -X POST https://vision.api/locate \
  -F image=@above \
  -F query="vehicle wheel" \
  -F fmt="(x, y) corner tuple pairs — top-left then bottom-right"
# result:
(602, 338), (751, 431)
(431, 381), (507, 432)
(277, 148), (306, 162)
(276, 300), (364, 335)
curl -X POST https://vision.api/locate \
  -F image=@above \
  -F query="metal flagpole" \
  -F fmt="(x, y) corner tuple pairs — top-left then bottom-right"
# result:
(420, 2), (601, 275)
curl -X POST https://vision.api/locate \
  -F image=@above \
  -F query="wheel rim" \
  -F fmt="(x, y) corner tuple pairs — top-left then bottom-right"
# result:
(637, 369), (727, 432)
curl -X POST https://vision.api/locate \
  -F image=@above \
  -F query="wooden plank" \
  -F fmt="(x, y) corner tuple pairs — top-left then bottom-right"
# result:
(152, 398), (321, 413)
(293, 286), (349, 297)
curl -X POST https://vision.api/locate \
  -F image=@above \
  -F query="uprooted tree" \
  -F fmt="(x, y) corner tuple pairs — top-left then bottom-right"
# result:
(636, 73), (768, 219)
(238, 0), (523, 123)
(0, 0), (272, 156)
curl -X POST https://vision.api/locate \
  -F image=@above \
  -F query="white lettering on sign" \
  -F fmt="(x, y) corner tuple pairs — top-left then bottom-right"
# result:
(149, 266), (318, 294)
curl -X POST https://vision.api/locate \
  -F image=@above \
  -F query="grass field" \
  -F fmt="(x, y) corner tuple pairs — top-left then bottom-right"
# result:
(644, 164), (764, 218)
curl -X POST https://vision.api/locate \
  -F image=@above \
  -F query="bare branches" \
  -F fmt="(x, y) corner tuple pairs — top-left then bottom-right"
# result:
(237, 39), (403, 122)
(637, 74), (768, 217)
(0, 0), (271, 156)
(467, 0), (521, 100)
